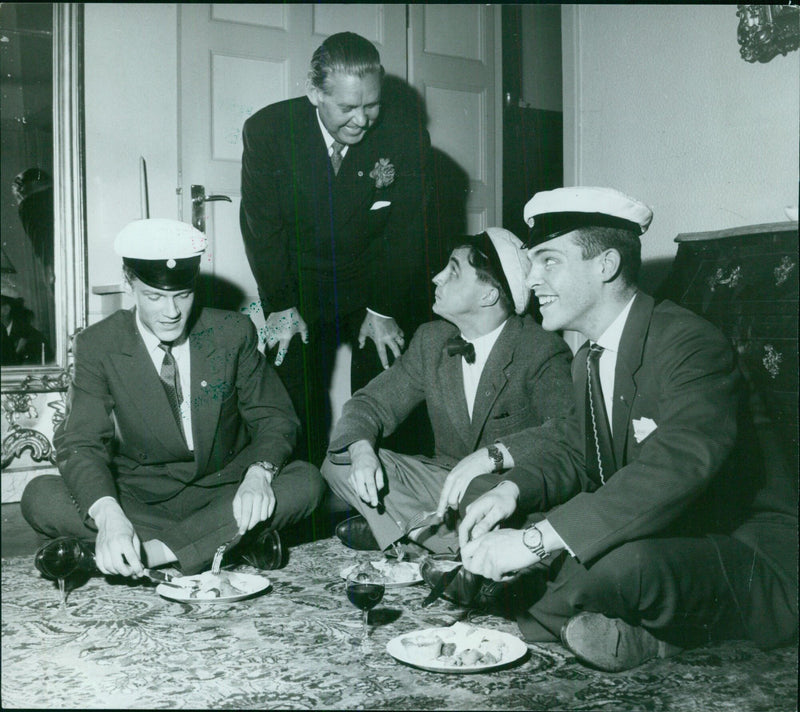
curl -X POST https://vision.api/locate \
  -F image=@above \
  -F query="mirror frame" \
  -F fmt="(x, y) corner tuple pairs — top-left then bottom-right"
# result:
(1, 4), (86, 393)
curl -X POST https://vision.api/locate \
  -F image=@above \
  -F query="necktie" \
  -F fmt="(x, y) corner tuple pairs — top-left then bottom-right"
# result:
(158, 343), (184, 436)
(585, 343), (616, 485)
(446, 336), (476, 364)
(330, 140), (345, 175)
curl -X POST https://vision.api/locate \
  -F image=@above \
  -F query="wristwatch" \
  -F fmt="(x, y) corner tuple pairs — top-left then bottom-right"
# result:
(487, 444), (504, 473)
(522, 524), (547, 559)
(251, 460), (279, 484)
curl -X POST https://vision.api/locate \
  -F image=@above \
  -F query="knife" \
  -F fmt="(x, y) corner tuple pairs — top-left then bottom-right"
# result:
(142, 568), (182, 588)
(421, 564), (463, 607)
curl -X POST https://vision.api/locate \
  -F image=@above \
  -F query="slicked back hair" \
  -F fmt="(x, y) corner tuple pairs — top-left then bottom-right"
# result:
(308, 32), (384, 92)
(571, 226), (642, 286)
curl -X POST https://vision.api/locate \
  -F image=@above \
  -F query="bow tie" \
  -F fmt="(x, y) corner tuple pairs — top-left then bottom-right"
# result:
(446, 336), (476, 364)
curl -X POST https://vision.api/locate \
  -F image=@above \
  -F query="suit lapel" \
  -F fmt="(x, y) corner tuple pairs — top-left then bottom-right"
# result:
(333, 131), (379, 225)
(188, 310), (223, 475)
(611, 292), (653, 465)
(107, 310), (189, 458)
(468, 319), (518, 448)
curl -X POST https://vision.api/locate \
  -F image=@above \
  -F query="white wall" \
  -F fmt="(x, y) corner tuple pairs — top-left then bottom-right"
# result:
(562, 4), (799, 268)
(84, 3), (179, 323)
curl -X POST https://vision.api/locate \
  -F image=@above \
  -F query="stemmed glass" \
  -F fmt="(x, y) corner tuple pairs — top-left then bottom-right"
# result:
(346, 568), (386, 649)
(34, 537), (84, 607)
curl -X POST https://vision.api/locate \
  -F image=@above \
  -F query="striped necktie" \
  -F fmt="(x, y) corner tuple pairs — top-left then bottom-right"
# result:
(158, 342), (184, 436)
(330, 140), (345, 175)
(585, 343), (616, 485)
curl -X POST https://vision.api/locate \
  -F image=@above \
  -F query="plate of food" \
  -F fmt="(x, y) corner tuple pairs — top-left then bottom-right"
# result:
(386, 621), (527, 673)
(156, 570), (270, 602)
(339, 559), (422, 588)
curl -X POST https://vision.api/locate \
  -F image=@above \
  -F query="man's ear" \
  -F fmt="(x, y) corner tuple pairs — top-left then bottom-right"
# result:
(306, 80), (321, 107)
(480, 285), (500, 308)
(599, 248), (623, 283)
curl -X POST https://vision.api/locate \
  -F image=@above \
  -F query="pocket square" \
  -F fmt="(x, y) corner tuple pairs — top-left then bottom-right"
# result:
(632, 417), (657, 443)
(370, 200), (391, 210)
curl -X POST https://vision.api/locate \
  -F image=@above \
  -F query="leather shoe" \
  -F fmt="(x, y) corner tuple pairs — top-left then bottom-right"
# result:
(335, 515), (380, 551)
(34, 536), (97, 580)
(237, 529), (285, 571)
(560, 612), (683, 672)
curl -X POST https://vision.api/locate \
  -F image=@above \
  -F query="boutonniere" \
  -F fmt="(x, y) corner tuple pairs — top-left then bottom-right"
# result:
(369, 158), (395, 188)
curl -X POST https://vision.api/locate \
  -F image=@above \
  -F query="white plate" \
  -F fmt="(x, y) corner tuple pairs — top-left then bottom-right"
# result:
(386, 622), (528, 673)
(156, 571), (270, 602)
(339, 560), (422, 588)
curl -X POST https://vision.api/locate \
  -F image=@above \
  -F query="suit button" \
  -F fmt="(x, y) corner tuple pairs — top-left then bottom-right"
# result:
(358, 171), (364, 177)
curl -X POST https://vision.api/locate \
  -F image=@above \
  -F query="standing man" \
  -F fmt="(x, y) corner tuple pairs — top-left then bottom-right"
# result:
(240, 31), (434, 465)
(458, 188), (798, 671)
(22, 219), (324, 579)
(322, 228), (573, 557)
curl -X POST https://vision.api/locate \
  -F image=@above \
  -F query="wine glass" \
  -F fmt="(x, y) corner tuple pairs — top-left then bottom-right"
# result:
(346, 568), (386, 649)
(34, 537), (85, 607)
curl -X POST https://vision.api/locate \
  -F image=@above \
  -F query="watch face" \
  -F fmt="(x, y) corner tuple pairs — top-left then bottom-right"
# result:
(523, 526), (543, 550)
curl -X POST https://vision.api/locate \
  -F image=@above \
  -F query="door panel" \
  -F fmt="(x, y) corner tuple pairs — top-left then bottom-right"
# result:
(408, 4), (499, 235)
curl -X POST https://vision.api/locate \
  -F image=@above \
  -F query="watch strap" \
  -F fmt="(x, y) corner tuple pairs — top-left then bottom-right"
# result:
(522, 524), (547, 559)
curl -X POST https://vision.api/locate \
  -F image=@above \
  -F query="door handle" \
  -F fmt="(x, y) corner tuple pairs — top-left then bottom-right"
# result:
(191, 184), (232, 233)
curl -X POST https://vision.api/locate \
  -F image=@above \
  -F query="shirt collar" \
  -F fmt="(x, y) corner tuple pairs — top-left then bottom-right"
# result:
(462, 318), (508, 364)
(316, 110), (339, 152)
(595, 293), (637, 354)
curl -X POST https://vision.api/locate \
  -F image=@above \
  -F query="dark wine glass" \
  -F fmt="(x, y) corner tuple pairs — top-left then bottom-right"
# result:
(34, 537), (85, 606)
(346, 570), (386, 647)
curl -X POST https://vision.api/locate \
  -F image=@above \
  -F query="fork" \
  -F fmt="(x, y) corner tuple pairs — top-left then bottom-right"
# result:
(210, 532), (243, 575)
(401, 509), (442, 538)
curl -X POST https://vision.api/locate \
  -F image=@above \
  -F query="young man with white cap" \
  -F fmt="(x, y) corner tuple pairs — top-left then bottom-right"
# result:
(22, 219), (325, 579)
(321, 228), (573, 561)
(458, 187), (797, 671)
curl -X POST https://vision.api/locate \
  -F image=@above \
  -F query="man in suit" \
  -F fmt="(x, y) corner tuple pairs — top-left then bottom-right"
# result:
(22, 219), (325, 578)
(322, 228), (573, 557)
(240, 31), (434, 466)
(458, 187), (798, 671)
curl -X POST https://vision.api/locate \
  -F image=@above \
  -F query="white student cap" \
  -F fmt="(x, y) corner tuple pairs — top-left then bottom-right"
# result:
(523, 187), (653, 247)
(114, 219), (207, 290)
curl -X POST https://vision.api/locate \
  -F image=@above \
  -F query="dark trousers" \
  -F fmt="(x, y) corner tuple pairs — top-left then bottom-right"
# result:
(273, 310), (433, 468)
(461, 475), (798, 650)
(21, 461), (325, 575)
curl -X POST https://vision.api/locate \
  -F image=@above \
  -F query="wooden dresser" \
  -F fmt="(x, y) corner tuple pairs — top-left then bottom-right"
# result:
(658, 221), (799, 476)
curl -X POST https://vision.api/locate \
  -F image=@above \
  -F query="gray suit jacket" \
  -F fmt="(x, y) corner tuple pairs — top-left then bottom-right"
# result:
(328, 315), (574, 469)
(54, 308), (299, 518)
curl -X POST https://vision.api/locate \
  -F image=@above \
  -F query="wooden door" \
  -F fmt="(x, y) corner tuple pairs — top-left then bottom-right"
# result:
(407, 4), (501, 239)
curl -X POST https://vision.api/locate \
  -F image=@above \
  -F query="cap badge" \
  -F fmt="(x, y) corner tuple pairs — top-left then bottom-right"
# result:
(167, 259), (176, 269)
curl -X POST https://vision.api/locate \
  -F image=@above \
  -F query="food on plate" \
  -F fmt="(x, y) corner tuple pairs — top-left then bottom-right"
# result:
(178, 571), (252, 599)
(342, 559), (420, 585)
(398, 622), (508, 667)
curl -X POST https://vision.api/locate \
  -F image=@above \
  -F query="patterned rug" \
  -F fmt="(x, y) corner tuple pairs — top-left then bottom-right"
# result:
(2, 537), (796, 710)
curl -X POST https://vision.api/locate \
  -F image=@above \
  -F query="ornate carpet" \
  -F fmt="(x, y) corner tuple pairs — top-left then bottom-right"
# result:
(2, 537), (797, 710)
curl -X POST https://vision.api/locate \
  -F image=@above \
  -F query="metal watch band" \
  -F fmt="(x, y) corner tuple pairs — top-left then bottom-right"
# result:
(522, 524), (547, 559)
(252, 460), (279, 482)
(487, 444), (504, 473)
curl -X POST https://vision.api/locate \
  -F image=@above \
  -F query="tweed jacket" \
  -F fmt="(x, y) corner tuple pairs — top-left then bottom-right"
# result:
(54, 308), (299, 519)
(328, 315), (574, 469)
(239, 95), (434, 327)
(506, 292), (798, 587)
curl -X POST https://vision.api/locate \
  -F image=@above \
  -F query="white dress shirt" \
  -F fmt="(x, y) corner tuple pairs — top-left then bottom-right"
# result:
(592, 294), (636, 435)
(460, 319), (507, 420)
(135, 311), (194, 451)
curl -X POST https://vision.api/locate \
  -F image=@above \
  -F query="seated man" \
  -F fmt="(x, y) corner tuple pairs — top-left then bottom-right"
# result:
(22, 218), (325, 579)
(459, 187), (798, 671)
(322, 228), (574, 556)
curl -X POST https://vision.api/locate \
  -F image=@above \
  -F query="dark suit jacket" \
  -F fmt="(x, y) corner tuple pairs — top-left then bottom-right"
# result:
(239, 95), (434, 327)
(328, 315), (575, 469)
(506, 292), (798, 587)
(54, 308), (300, 518)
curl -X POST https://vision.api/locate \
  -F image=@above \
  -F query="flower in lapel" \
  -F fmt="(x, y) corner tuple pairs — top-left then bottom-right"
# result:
(369, 158), (395, 188)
